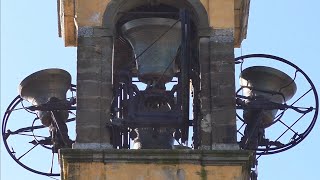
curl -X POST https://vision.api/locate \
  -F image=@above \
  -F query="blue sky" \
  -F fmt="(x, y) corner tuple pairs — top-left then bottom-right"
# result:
(1, 1), (320, 180)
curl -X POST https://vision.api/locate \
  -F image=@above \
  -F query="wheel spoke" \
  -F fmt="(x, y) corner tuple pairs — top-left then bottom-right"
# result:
(4, 107), (27, 113)
(50, 153), (54, 174)
(17, 144), (38, 160)
(9, 124), (46, 135)
(16, 133), (48, 138)
(291, 88), (312, 106)
(277, 119), (300, 136)
(274, 113), (306, 142)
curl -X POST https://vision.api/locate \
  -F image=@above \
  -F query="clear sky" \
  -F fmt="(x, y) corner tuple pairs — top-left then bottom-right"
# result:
(1, 1), (320, 180)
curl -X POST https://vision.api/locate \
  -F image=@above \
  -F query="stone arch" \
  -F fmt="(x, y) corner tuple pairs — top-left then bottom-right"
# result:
(102, 0), (209, 32)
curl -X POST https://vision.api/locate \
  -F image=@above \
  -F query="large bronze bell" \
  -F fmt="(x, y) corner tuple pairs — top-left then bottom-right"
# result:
(240, 66), (297, 127)
(19, 68), (71, 126)
(121, 18), (182, 149)
(121, 18), (181, 86)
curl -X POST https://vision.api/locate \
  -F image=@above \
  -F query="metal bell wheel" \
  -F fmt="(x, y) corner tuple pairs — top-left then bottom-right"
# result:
(2, 69), (77, 177)
(235, 54), (318, 155)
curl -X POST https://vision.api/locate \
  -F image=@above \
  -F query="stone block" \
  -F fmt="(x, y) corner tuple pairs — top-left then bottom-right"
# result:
(211, 72), (235, 86)
(210, 42), (234, 54)
(209, 82), (220, 96)
(209, 29), (234, 43)
(78, 36), (108, 47)
(200, 72), (210, 84)
(75, 126), (110, 144)
(76, 109), (101, 125)
(63, 163), (80, 179)
(99, 37), (113, 54)
(77, 97), (101, 110)
(211, 61), (234, 72)
(100, 84), (113, 99)
(77, 45), (103, 60)
(209, 52), (234, 62)
(211, 96), (235, 108)
(200, 80), (212, 97)
(99, 97), (112, 112)
(93, 27), (113, 37)
(211, 108), (236, 125)
(76, 80), (101, 97)
(211, 124), (237, 143)
(219, 84), (235, 97)
(77, 58), (101, 70)
(201, 112), (212, 131)
(78, 26), (94, 37)
(101, 66), (113, 82)
(77, 71), (101, 81)
(72, 143), (113, 149)
(200, 131), (212, 147)
(199, 97), (211, 110)
(211, 143), (239, 150)
(199, 37), (210, 66)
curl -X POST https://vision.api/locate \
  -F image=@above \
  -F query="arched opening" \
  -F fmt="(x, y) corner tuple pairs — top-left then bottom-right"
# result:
(105, 1), (207, 149)
(110, 2), (204, 78)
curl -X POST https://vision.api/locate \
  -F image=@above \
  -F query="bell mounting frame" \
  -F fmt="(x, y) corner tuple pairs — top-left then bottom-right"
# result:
(2, 84), (77, 177)
(235, 54), (318, 155)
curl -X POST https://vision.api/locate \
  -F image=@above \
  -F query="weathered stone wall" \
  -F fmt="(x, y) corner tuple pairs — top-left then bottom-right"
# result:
(199, 28), (237, 150)
(73, 27), (113, 149)
(60, 149), (253, 180)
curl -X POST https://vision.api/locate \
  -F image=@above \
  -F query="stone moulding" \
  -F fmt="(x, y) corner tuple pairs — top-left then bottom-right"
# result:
(59, 149), (253, 180)
(60, 149), (253, 165)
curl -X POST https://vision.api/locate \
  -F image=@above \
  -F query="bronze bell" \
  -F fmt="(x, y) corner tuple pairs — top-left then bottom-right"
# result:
(121, 18), (181, 86)
(240, 66), (297, 127)
(18, 68), (71, 126)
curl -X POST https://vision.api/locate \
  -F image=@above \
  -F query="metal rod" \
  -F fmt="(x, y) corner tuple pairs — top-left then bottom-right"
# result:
(50, 152), (54, 174)
(18, 144), (38, 160)
(51, 111), (70, 147)
(274, 113), (306, 142)
(16, 133), (47, 138)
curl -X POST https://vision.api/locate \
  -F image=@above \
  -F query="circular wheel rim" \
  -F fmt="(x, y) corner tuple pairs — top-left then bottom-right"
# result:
(2, 85), (76, 176)
(235, 54), (319, 155)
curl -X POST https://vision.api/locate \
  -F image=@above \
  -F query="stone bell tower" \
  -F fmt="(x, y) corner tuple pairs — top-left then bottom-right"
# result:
(58, 0), (253, 179)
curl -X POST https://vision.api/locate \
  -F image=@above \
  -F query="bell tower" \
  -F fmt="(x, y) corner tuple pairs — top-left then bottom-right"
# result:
(3, 1), (319, 179)
(58, 0), (252, 179)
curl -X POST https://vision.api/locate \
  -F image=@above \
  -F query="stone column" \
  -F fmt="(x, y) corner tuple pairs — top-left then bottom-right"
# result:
(210, 29), (237, 149)
(73, 27), (113, 149)
(199, 36), (212, 149)
(199, 28), (237, 150)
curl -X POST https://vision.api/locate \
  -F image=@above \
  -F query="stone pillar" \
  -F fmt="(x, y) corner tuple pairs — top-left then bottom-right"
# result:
(199, 36), (212, 148)
(73, 27), (113, 149)
(209, 29), (237, 149)
(199, 28), (237, 150)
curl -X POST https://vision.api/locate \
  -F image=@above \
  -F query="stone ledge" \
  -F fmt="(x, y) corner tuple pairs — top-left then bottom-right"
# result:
(60, 149), (253, 180)
(72, 143), (113, 149)
(60, 149), (253, 166)
(211, 143), (239, 150)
